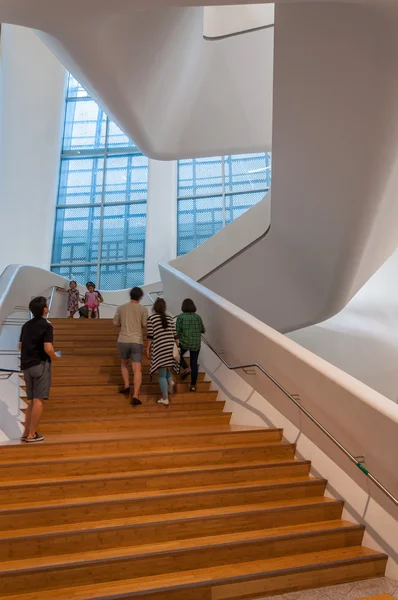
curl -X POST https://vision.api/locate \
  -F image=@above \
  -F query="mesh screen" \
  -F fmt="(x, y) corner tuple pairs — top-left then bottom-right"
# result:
(57, 158), (104, 206)
(52, 206), (101, 264)
(99, 262), (144, 291)
(225, 190), (266, 224)
(177, 157), (223, 197)
(103, 155), (149, 203)
(63, 100), (106, 152)
(224, 153), (271, 193)
(52, 74), (148, 289)
(177, 152), (271, 256)
(177, 196), (223, 256)
(52, 265), (98, 287)
(107, 121), (137, 150)
(66, 74), (89, 99)
(101, 203), (146, 261)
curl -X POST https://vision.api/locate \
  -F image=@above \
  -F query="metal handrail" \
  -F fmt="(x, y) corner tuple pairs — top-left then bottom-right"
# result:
(147, 291), (398, 508)
(0, 368), (21, 380)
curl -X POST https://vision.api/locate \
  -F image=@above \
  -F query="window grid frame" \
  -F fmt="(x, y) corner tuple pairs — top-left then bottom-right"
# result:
(177, 153), (271, 256)
(51, 73), (148, 290)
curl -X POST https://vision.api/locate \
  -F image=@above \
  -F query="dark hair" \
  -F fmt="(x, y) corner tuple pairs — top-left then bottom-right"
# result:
(130, 287), (144, 301)
(70, 280), (77, 286)
(153, 298), (168, 329)
(29, 296), (48, 319)
(86, 281), (95, 289)
(181, 298), (196, 313)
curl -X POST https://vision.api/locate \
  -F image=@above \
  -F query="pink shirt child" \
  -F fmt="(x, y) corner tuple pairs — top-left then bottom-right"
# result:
(85, 291), (99, 310)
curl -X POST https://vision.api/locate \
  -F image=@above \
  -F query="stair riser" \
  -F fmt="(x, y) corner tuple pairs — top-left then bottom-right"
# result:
(0, 445), (297, 480)
(52, 341), (120, 348)
(0, 464), (307, 504)
(27, 403), (225, 420)
(24, 382), (212, 395)
(45, 393), (218, 404)
(38, 414), (232, 434)
(0, 481), (327, 530)
(0, 501), (343, 561)
(0, 528), (365, 595)
(0, 431), (282, 462)
(49, 373), (206, 384)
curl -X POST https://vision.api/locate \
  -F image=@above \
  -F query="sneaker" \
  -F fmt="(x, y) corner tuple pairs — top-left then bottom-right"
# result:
(190, 386), (197, 392)
(25, 432), (44, 443)
(130, 397), (142, 406)
(119, 387), (130, 395)
(168, 380), (175, 395)
(157, 398), (170, 406)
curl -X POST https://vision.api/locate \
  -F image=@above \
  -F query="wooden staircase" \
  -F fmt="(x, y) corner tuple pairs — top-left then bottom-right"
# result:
(0, 318), (387, 599)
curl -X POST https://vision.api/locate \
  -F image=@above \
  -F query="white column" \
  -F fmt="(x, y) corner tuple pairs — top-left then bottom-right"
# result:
(144, 159), (177, 284)
(0, 25), (65, 274)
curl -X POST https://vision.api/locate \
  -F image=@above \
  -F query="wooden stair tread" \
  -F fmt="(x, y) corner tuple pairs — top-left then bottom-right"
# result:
(0, 476), (324, 512)
(0, 497), (341, 539)
(0, 458), (305, 488)
(4, 320), (386, 598)
(356, 596), (396, 600)
(0, 520), (363, 573)
(0, 442), (285, 467)
(39, 411), (232, 423)
(0, 547), (386, 600)
(0, 424), (270, 448)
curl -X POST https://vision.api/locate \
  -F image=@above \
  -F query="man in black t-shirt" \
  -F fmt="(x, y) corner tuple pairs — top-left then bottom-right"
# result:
(19, 297), (61, 443)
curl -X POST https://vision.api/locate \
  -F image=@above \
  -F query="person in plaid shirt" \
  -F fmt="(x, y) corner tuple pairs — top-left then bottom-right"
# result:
(176, 299), (205, 392)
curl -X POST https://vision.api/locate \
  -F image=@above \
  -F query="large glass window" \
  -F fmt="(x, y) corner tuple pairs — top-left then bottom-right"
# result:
(177, 153), (271, 256)
(51, 75), (148, 290)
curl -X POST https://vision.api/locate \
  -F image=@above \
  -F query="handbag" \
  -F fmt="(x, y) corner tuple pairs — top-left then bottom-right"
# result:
(173, 342), (180, 362)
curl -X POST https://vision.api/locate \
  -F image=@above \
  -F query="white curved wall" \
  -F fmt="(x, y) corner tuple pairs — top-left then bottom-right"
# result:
(199, 3), (398, 332)
(204, 4), (274, 39)
(36, 7), (273, 160)
(289, 247), (398, 403)
(0, 25), (65, 274)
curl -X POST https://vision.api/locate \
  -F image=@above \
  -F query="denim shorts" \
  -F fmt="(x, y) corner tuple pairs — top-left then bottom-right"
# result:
(24, 361), (52, 400)
(117, 343), (143, 363)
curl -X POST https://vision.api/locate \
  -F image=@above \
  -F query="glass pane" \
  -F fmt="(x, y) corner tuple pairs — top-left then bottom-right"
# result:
(104, 155), (148, 203)
(177, 195), (223, 256)
(101, 203), (146, 261)
(51, 264), (98, 287)
(107, 120), (137, 150)
(178, 157), (223, 197)
(99, 262), (144, 290)
(63, 100), (106, 151)
(66, 74), (90, 99)
(57, 158), (104, 206)
(225, 190), (266, 225)
(52, 206), (100, 264)
(224, 153), (271, 193)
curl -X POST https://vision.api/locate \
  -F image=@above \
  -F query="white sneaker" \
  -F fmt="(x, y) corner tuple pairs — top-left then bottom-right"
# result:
(157, 398), (170, 406)
(168, 380), (176, 395)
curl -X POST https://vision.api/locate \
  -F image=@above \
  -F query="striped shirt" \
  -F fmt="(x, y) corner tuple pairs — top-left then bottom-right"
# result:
(147, 314), (178, 376)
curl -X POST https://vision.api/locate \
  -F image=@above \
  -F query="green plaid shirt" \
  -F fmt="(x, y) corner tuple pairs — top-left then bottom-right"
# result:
(176, 313), (205, 351)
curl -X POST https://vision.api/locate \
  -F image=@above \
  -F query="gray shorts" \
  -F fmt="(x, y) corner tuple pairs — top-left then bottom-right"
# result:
(118, 343), (143, 363)
(24, 361), (52, 400)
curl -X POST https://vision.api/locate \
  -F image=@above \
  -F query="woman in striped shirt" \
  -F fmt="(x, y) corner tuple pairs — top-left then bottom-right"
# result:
(146, 298), (178, 406)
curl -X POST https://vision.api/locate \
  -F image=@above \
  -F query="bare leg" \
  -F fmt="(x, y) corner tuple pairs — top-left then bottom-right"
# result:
(132, 362), (142, 399)
(69, 311), (75, 318)
(121, 359), (130, 390)
(88, 309), (92, 319)
(27, 399), (44, 438)
(93, 308), (98, 319)
(22, 401), (33, 438)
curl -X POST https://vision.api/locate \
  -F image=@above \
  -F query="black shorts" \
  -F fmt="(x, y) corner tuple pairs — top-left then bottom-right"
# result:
(23, 362), (52, 400)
